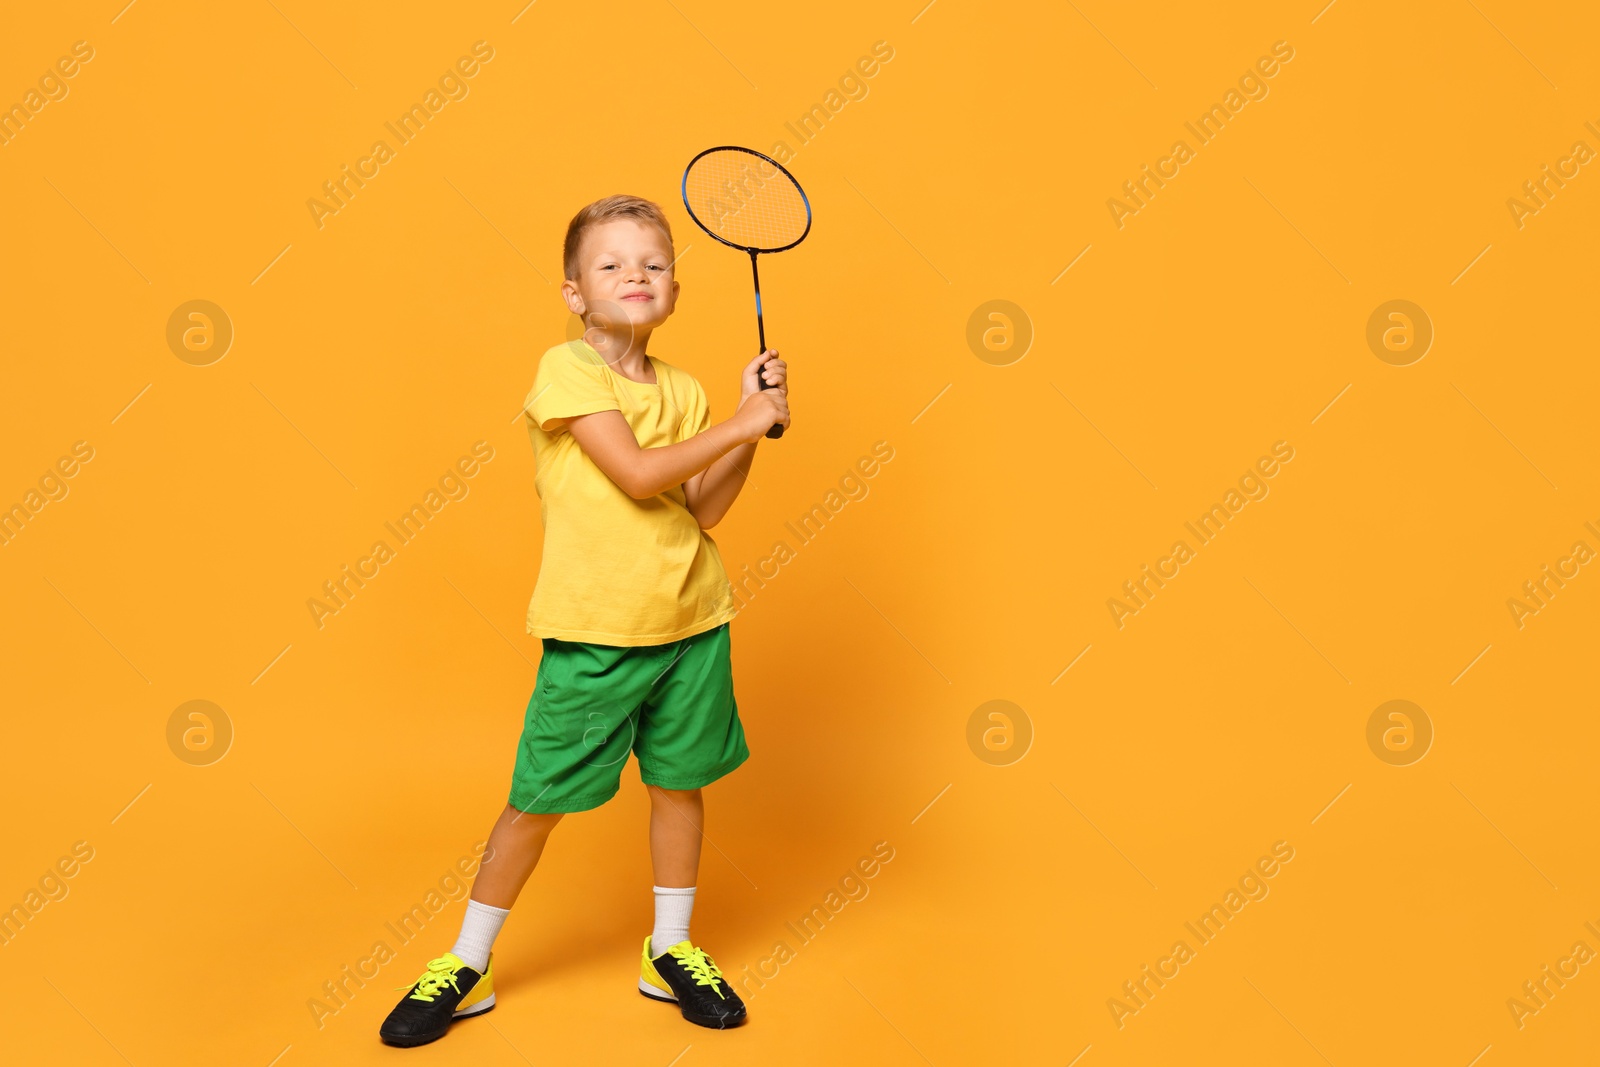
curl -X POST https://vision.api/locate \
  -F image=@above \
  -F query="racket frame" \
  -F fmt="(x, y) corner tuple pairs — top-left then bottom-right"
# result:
(680, 145), (813, 255)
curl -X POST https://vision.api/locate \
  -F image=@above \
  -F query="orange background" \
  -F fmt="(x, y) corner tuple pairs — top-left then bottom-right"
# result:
(4, 1), (1598, 1064)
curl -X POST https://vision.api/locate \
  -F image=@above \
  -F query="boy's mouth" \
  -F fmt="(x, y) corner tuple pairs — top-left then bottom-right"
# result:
(621, 292), (655, 302)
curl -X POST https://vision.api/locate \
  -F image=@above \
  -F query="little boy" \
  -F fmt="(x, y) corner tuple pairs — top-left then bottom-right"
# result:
(379, 195), (789, 1047)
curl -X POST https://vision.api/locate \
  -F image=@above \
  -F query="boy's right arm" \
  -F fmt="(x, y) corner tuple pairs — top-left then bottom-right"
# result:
(560, 389), (788, 500)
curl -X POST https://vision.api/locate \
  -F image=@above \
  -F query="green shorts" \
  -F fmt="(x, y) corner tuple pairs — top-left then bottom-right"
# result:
(508, 623), (748, 814)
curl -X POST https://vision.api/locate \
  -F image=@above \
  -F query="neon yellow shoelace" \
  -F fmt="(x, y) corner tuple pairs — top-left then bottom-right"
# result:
(396, 956), (463, 1002)
(669, 945), (726, 998)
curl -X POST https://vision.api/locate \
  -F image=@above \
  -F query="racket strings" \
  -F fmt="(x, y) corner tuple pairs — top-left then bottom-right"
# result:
(683, 150), (809, 251)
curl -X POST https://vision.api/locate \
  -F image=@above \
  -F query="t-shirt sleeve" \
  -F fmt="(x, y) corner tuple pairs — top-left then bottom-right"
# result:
(525, 344), (620, 432)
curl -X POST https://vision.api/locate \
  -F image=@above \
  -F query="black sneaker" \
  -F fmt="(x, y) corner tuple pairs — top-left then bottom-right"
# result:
(638, 936), (747, 1029)
(379, 952), (495, 1047)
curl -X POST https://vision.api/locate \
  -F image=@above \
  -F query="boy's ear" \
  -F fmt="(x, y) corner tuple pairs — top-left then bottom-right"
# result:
(561, 278), (585, 316)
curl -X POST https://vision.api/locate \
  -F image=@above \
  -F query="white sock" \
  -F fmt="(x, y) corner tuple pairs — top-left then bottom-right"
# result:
(452, 899), (510, 972)
(651, 885), (696, 955)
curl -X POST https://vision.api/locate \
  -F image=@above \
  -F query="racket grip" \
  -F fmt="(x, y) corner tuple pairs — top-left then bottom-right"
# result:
(758, 356), (784, 439)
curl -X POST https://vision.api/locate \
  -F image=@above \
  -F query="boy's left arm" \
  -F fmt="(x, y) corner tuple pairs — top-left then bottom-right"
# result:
(685, 350), (787, 529)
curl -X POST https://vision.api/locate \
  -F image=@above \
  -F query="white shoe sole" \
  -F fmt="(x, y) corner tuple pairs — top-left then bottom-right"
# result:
(455, 993), (496, 1017)
(639, 978), (677, 1002)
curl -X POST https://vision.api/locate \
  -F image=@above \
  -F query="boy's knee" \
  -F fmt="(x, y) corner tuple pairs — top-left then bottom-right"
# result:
(503, 804), (563, 829)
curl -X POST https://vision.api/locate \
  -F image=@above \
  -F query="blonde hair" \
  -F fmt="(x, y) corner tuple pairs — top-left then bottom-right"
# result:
(563, 194), (673, 280)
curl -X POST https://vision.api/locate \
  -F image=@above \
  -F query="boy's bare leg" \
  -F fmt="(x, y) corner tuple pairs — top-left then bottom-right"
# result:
(379, 804), (558, 1044)
(646, 786), (704, 959)
(472, 803), (564, 909)
(648, 786), (704, 886)
(641, 785), (746, 1025)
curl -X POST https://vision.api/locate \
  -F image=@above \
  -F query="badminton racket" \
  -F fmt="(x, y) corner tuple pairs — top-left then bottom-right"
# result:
(681, 146), (812, 439)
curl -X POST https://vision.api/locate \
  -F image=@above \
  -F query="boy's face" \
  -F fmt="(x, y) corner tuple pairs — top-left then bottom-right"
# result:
(562, 219), (679, 336)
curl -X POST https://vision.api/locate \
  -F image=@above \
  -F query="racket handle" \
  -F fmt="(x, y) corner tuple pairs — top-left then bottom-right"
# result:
(758, 355), (784, 439)
(750, 252), (784, 440)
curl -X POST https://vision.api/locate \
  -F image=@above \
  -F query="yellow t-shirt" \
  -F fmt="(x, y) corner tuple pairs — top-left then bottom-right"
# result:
(522, 341), (737, 645)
